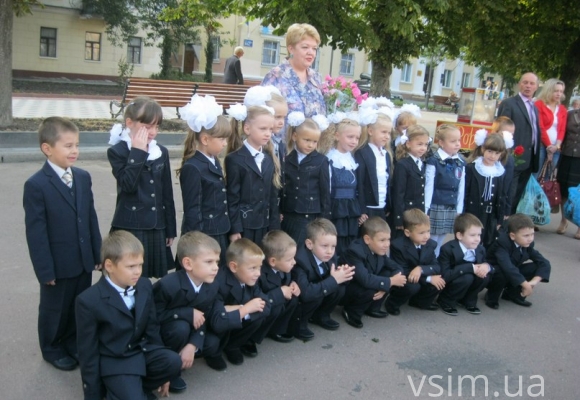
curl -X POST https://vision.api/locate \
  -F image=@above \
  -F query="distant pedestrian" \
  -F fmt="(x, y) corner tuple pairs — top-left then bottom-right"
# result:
(224, 47), (244, 85)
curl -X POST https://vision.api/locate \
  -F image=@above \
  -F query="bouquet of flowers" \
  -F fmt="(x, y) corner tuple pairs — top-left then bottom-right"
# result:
(513, 145), (525, 166)
(321, 75), (368, 114)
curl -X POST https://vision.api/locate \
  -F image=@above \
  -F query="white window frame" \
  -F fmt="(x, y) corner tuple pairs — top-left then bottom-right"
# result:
(400, 63), (412, 83)
(262, 40), (280, 66)
(461, 72), (471, 88)
(443, 69), (453, 88)
(340, 53), (355, 76)
(211, 36), (220, 63)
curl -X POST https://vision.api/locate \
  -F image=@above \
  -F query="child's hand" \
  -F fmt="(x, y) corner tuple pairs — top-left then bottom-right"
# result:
(179, 343), (196, 369)
(330, 263), (355, 284)
(244, 298), (266, 314)
(429, 275), (446, 290)
(290, 281), (301, 296)
(408, 266), (422, 283)
(94, 264), (102, 271)
(132, 126), (149, 151)
(157, 382), (170, 398)
(373, 290), (386, 301)
(390, 272), (407, 287)
(166, 237), (174, 247)
(45, 280), (56, 286)
(229, 233), (242, 242)
(474, 263), (490, 278)
(280, 214), (284, 222)
(192, 308), (205, 330)
(358, 214), (369, 226)
(281, 285), (293, 300)
(521, 281), (533, 297)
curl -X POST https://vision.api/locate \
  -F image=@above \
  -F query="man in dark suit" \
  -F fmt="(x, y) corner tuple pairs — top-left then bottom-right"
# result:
(497, 72), (542, 214)
(24, 117), (101, 371)
(223, 47), (244, 85)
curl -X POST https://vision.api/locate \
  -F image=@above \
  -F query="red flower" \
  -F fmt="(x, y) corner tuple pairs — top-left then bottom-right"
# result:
(514, 145), (524, 156)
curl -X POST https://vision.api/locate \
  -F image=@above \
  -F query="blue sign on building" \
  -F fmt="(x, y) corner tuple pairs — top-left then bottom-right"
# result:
(243, 39), (253, 48)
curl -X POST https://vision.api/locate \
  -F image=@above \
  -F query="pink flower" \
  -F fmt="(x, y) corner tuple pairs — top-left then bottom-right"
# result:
(352, 86), (361, 98)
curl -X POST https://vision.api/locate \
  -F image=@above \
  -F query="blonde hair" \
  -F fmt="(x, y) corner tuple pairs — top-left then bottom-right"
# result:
(226, 238), (265, 265)
(467, 133), (508, 165)
(306, 218), (337, 241)
(403, 209), (430, 231)
(262, 230), (296, 260)
(285, 23), (321, 48)
(393, 111), (418, 136)
(537, 78), (565, 104)
(361, 216), (391, 237)
(234, 46), (244, 56)
(318, 118), (360, 155)
(490, 116), (514, 134)
(176, 231), (221, 266)
(177, 116), (230, 176)
(434, 124), (460, 147)
(101, 230), (143, 265)
(286, 118), (321, 155)
(395, 124), (430, 161)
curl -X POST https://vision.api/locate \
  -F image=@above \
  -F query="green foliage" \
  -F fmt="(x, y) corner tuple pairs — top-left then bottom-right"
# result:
(12, 0), (43, 17)
(116, 57), (134, 86)
(149, 71), (203, 82)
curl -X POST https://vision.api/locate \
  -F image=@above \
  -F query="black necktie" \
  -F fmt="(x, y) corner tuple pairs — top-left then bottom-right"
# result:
(416, 246), (422, 258)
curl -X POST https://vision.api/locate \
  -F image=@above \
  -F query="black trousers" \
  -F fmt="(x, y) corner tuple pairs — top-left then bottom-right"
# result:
(438, 274), (490, 308)
(224, 314), (267, 352)
(38, 271), (91, 361)
(160, 320), (222, 359)
(486, 262), (541, 303)
(510, 168), (532, 214)
(252, 296), (299, 342)
(102, 348), (181, 400)
(297, 285), (346, 329)
(386, 278), (439, 309)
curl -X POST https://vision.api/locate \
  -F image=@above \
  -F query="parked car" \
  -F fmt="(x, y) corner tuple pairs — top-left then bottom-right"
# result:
(354, 73), (403, 100)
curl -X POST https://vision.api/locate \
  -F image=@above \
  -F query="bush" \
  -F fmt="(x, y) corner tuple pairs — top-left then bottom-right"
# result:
(149, 71), (204, 82)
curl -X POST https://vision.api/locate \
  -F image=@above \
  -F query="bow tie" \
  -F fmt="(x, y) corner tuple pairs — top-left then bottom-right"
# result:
(121, 286), (135, 297)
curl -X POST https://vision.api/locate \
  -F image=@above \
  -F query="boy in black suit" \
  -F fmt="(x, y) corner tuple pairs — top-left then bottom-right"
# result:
(340, 217), (407, 328)
(215, 239), (271, 365)
(153, 232), (224, 394)
(76, 231), (181, 400)
(485, 214), (551, 309)
(437, 213), (493, 316)
(386, 209), (444, 315)
(256, 230), (300, 343)
(24, 117), (101, 371)
(292, 218), (355, 340)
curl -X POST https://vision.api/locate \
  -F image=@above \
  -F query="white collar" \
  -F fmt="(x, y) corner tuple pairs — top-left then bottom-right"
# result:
(368, 142), (386, 155)
(326, 148), (358, 170)
(186, 274), (203, 293)
(458, 241), (475, 254)
(312, 253), (324, 266)
(243, 139), (262, 157)
(105, 276), (134, 296)
(47, 159), (71, 179)
(473, 157), (505, 177)
(437, 148), (459, 160)
(199, 150), (216, 165)
(108, 123), (162, 161)
(409, 154), (422, 165)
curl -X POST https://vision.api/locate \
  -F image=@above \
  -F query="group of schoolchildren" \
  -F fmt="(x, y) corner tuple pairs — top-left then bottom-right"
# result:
(23, 87), (552, 400)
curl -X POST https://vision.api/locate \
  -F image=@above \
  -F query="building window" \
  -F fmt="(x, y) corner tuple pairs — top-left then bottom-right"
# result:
(401, 63), (412, 83)
(40, 27), (57, 58)
(262, 40), (279, 66)
(127, 37), (142, 64)
(461, 72), (471, 88)
(340, 53), (355, 75)
(442, 69), (453, 88)
(210, 36), (220, 62)
(85, 32), (101, 61)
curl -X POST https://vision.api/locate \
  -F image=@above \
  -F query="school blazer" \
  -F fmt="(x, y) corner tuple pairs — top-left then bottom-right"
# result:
(355, 144), (392, 212)
(107, 142), (177, 237)
(340, 238), (403, 292)
(438, 239), (493, 283)
(24, 162), (101, 284)
(486, 232), (551, 287)
(392, 156), (426, 226)
(463, 163), (505, 221)
(390, 236), (440, 276)
(292, 244), (340, 303)
(179, 152), (230, 236)
(258, 262), (293, 308)
(212, 267), (271, 335)
(225, 146), (280, 233)
(76, 277), (166, 400)
(282, 150), (331, 217)
(153, 269), (220, 350)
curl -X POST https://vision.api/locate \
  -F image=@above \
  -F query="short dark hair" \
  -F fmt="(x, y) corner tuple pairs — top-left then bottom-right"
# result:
(101, 230), (143, 265)
(306, 218), (337, 241)
(507, 213), (534, 233)
(176, 231), (221, 266)
(362, 217), (391, 237)
(226, 238), (264, 265)
(453, 213), (483, 234)
(403, 209), (430, 231)
(262, 230), (296, 259)
(38, 116), (79, 148)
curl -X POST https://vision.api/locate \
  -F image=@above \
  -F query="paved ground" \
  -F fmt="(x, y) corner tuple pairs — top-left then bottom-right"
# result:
(1, 158), (579, 400)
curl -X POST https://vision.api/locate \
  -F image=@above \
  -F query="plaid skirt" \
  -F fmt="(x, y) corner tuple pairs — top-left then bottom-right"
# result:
(428, 204), (457, 235)
(282, 213), (319, 247)
(112, 228), (174, 278)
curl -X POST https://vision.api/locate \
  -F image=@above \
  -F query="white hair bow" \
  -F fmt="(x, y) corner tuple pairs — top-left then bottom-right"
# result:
(179, 94), (224, 132)
(287, 111), (306, 127)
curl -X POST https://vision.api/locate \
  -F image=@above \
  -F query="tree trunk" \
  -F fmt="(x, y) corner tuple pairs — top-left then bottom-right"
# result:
(0, 0), (13, 127)
(159, 33), (173, 79)
(370, 55), (392, 98)
(559, 37), (580, 108)
(204, 25), (214, 83)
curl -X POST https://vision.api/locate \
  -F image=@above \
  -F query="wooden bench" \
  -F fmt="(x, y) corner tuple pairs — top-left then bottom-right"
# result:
(432, 95), (459, 113)
(110, 79), (256, 119)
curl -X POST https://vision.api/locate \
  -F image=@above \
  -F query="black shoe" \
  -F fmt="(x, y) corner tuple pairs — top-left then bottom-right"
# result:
(146, 391), (158, 400)
(310, 317), (340, 331)
(205, 355), (227, 371)
(224, 349), (244, 365)
(364, 310), (388, 318)
(438, 304), (458, 316)
(342, 309), (363, 329)
(465, 306), (481, 315)
(47, 356), (77, 371)
(385, 304), (401, 316)
(409, 301), (439, 311)
(484, 293), (499, 309)
(240, 341), (258, 358)
(169, 377), (187, 393)
(501, 291), (532, 307)
(294, 327), (315, 341)
(268, 333), (294, 343)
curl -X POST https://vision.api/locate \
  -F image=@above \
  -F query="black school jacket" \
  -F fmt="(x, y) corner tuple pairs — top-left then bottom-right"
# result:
(486, 232), (551, 287)
(282, 149), (331, 216)
(340, 238), (403, 292)
(292, 243), (340, 303)
(258, 261), (294, 307)
(392, 156), (426, 226)
(76, 277), (165, 400)
(180, 151), (230, 235)
(225, 145), (280, 233)
(153, 269), (220, 350)
(438, 239), (493, 282)
(355, 143), (392, 212)
(390, 236), (440, 276)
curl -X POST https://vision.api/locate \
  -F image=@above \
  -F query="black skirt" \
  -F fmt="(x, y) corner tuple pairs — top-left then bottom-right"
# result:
(557, 154), (580, 193)
(112, 228), (174, 278)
